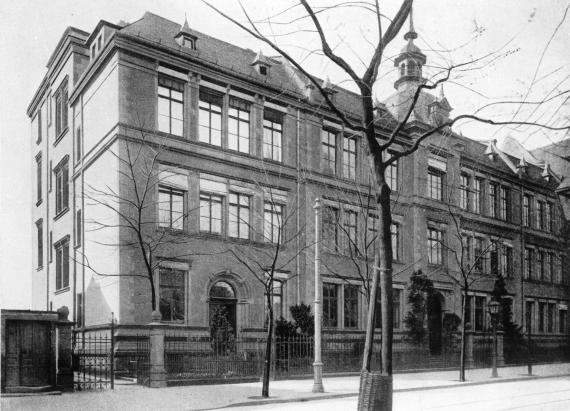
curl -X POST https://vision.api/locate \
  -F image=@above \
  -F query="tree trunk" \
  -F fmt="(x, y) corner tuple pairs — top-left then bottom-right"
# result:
(262, 287), (274, 397)
(459, 285), (468, 382)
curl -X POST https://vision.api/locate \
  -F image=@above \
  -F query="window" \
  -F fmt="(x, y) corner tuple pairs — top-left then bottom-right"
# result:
(549, 253), (557, 283)
(391, 223), (400, 261)
(75, 127), (82, 164)
(427, 228), (443, 265)
(35, 153), (42, 205)
(524, 248), (533, 280)
(462, 235), (472, 269)
(228, 97), (251, 153)
(490, 242), (499, 274)
(546, 202), (553, 233)
(427, 168), (443, 201)
(343, 136), (357, 179)
(523, 194), (531, 227)
(544, 253), (552, 282)
(538, 302), (546, 333)
(525, 301), (534, 332)
(323, 283), (339, 328)
(322, 206), (339, 251)
(263, 110), (283, 162)
(37, 110), (42, 143)
(49, 231), (53, 262)
(559, 310), (567, 334)
(553, 255), (562, 284)
(159, 266), (185, 322)
(199, 89), (222, 146)
(473, 178), (482, 214)
(344, 284), (359, 329)
(460, 174), (470, 210)
(537, 251), (545, 281)
(200, 192), (223, 234)
(393, 288), (402, 329)
(54, 81), (68, 138)
(265, 279), (283, 325)
(54, 158), (69, 215)
(488, 183), (498, 218)
(158, 77), (184, 136)
(264, 202), (283, 243)
(474, 237), (485, 272)
(501, 245), (513, 278)
(55, 237), (69, 290)
(321, 130), (337, 175)
(36, 219), (43, 269)
(386, 158), (398, 192)
(229, 192), (250, 239)
(464, 295), (473, 329)
(474, 296), (486, 331)
(367, 214), (378, 251)
(75, 209), (82, 246)
(547, 303), (555, 333)
(499, 187), (510, 221)
(159, 186), (185, 230)
(537, 201), (545, 230)
(343, 210), (358, 254)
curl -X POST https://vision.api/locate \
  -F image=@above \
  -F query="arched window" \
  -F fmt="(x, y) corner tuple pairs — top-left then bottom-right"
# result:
(400, 63), (406, 76)
(407, 62), (417, 76)
(210, 281), (236, 299)
(209, 281), (237, 334)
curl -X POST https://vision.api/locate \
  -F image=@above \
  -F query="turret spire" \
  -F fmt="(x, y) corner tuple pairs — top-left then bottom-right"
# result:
(404, 6), (417, 41)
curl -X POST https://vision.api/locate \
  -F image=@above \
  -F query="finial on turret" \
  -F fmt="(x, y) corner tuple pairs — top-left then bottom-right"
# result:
(404, 6), (417, 41)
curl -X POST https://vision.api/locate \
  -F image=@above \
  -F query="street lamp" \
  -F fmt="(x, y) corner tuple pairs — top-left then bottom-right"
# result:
(488, 299), (501, 378)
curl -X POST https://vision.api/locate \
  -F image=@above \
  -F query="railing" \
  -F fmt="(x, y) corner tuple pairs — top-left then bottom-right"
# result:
(72, 328), (114, 390)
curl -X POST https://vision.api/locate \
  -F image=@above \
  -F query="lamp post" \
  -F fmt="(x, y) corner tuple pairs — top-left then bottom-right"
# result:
(312, 198), (324, 393)
(488, 299), (501, 378)
(525, 308), (533, 376)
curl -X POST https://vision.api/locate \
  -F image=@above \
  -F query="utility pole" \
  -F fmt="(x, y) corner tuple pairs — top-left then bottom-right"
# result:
(312, 198), (324, 393)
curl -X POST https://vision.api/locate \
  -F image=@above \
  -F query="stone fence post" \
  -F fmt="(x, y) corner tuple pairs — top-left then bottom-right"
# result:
(149, 311), (167, 388)
(56, 306), (74, 392)
(496, 330), (505, 367)
(465, 330), (475, 369)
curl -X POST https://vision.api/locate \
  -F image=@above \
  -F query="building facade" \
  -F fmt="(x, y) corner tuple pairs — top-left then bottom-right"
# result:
(28, 12), (569, 345)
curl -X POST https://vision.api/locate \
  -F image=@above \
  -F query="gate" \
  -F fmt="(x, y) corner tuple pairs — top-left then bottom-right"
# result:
(73, 325), (115, 391)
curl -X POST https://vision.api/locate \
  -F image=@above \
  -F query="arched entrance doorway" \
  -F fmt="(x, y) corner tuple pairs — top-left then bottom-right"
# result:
(209, 281), (237, 335)
(427, 293), (443, 355)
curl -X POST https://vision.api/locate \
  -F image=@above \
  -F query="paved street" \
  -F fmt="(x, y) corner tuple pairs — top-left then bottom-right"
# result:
(229, 377), (570, 411)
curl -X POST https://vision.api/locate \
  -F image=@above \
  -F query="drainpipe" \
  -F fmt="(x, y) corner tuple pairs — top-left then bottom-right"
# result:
(296, 107), (301, 305)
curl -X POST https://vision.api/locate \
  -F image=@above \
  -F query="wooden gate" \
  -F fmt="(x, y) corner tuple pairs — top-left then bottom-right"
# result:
(4, 320), (53, 388)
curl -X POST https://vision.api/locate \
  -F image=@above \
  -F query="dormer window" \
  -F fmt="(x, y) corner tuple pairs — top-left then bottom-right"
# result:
(259, 65), (268, 76)
(251, 51), (273, 76)
(178, 34), (197, 50)
(90, 32), (105, 60)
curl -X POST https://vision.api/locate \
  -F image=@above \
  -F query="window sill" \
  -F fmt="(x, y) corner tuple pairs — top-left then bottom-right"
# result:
(53, 207), (69, 222)
(36, 266), (44, 271)
(54, 127), (69, 147)
(36, 199), (43, 207)
(74, 242), (82, 249)
(157, 226), (187, 235)
(55, 286), (70, 295)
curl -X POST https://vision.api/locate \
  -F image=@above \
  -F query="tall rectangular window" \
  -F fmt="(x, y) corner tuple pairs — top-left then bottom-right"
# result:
(228, 97), (250, 153)
(499, 186), (510, 221)
(524, 248), (533, 280)
(158, 76), (184, 136)
(265, 280), (283, 325)
(199, 89), (222, 146)
(525, 301), (534, 332)
(544, 253), (552, 282)
(386, 158), (398, 192)
(460, 174), (470, 210)
(342, 136), (357, 179)
(264, 202), (283, 243)
(159, 186), (185, 230)
(159, 267), (185, 322)
(474, 237), (485, 272)
(36, 153), (42, 204)
(36, 110), (42, 143)
(391, 223), (400, 261)
(464, 295), (473, 330)
(343, 284), (359, 329)
(75, 127), (82, 164)
(321, 130), (336, 175)
(75, 209), (82, 246)
(537, 201), (545, 230)
(200, 192), (223, 234)
(393, 288), (402, 329)
(427, 168), (443, 201)
(523, 194), (531, 227)
(322, 206), (339, 251)
(559, 310), (567, 334)
(229, 192), (250, 239)
(36, 219), (43, 269)
(489, 183), (498, 218)
(538, 302), (546, 333)
(490, 242), (499, 274)
(263, 109), (282, 161)
(55, 81), (68, 138)
(367, 213), (378, 251)
(54, 158), (69, 215)
(323, 283), (339, 328)
(473, 178), (482, 214)
(343, 209), (358, 254)
(547, 303), (555, 333)
(474, 296), (486, 331)
(55, 237), (69, 290)
(501, 245), (513, 278)
(427, 227), (443, 265)
(537, 251), (545, 281)
(462, 235), (472, 269)
(546, 202), (553, 233)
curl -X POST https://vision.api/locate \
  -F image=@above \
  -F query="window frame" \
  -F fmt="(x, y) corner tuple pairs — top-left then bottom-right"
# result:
(264, 201), (284, 244)
(228, 191), (251, 240)
(54, 156), (69, 217)
(263, 109), (283, 162)
(427, 227), (444, 266)
(54, 236), (70, 291)
(427, 167), (444, 201)
(322, 282), (339, 328)
(321, 129), (337, 175)
(228, 97), (251, 153)
(158, 76), (184, 136)
(322, 205), (340, 252)
(199, 191), (224, 235)
(54, 80), (68, 141)
(473, 177), (482, 214)
(342, 135), (357, 180)
(157, 265), (187, 323)
(159, 186), (186, 231)
(198, 88), (223, 146)
(343, 209), (358, 255)
(35, 153), (42, 206)
(36, 219), (43, 269)
(459, 173), (470, 210)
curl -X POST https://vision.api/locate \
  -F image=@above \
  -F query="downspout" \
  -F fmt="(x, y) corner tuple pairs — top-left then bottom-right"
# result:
(296, 107), (301, 304)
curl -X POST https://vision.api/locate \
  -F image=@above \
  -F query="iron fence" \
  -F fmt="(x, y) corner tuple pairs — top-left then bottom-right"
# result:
(72, 329), (114, 391)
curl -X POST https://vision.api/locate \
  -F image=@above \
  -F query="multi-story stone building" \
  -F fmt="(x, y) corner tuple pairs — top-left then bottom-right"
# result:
(28, 12), (569, 348)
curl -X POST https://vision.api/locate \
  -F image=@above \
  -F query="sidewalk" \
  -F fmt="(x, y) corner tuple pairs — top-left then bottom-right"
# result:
(2, 363), (569, 411)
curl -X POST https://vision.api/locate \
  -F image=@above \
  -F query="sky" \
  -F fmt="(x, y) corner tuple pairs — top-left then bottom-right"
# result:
(0, 0), (568, 309)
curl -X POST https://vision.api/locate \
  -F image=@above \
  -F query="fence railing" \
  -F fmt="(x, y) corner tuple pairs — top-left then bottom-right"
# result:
(72, 329), (114, 390)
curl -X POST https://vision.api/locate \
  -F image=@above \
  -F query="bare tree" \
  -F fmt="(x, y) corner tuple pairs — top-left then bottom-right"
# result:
(226, 179), (311, 398)
(202, 1), (570, 408)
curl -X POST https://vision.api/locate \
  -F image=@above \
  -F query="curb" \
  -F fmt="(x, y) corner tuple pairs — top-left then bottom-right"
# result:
(214, 373), (570, 410)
